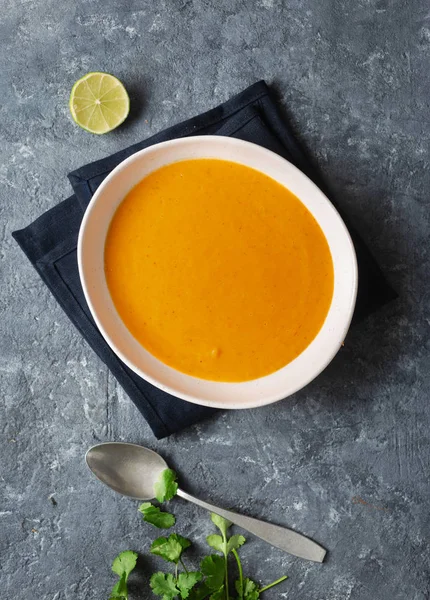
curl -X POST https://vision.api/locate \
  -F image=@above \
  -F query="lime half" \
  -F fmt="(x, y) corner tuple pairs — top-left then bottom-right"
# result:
(69, 72), (130, 134)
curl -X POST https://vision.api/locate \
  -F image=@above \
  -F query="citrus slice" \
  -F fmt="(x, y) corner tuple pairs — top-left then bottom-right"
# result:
(69, 72), (130, 134)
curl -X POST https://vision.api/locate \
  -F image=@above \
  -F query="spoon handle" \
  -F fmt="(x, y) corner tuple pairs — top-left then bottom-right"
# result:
(176, 488), (326, 563)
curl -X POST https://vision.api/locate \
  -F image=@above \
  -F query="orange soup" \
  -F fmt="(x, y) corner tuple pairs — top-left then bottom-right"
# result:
(105, 159), (334, 382)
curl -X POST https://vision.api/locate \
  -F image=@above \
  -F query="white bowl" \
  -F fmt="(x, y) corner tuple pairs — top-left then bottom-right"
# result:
(78, 136), (358, 409)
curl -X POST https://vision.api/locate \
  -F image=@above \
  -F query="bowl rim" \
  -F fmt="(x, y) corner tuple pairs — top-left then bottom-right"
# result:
(78, 135), (358, 409)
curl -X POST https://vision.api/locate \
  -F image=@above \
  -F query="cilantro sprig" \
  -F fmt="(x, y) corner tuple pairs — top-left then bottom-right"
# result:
(109, 550), (138, 600)
(206, 513), (245, 598)
(107, 468), (288, 599)
(149, 533), (201, 599)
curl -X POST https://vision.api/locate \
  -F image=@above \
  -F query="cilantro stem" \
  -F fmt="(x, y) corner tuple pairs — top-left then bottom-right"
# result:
(232, 549), (243, 596)
(259, 575), (288, 593)
(180, 558), (189, 574)
(222, 533), (229, 599)
(224, 557), (229, 600)
(175, 563), (178, 581)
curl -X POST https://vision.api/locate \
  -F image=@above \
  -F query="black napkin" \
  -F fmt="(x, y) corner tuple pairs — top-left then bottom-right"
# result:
(13, 80), (396, 439)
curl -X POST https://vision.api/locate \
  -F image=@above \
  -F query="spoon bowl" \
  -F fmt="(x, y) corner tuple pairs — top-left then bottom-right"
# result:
(86, 442), (167, 500)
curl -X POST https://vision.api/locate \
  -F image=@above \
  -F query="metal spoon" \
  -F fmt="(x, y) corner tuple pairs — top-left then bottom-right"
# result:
(86, 442), (326, 563)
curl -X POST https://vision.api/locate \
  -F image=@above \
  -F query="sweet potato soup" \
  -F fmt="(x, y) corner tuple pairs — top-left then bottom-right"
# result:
(104, 159), (334, 382)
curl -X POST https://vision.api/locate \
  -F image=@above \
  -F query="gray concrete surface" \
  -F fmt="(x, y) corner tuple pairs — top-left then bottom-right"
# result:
(1, 0), (430, 598)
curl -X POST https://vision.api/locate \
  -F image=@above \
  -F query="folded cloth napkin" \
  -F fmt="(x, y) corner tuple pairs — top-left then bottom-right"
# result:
(13, 80), (397, 439)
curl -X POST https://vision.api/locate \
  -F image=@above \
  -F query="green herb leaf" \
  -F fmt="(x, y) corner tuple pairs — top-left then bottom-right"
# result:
(151, 536), (182, 564)
(226, 534), (246, 554)
(151, 534), (191, 564)
(172, 533), (192, 551)
(154, 468), (179, 503)
(112, 550), (138, 579)
(109, 551), (138, 600)
(207, 531), (245, 558)
(188, 582), (212, 600)
(177, 572), (202, 599)
(150, 572), (180, 600)
(138, 502), (175, 529)
(242, 578), (260, 600)
(109, 572), (128, 599)
(209, 586), (225, 600)
(210, 513), (232, 538)
(200, 555), (225, 591)
(206, 535), (224, 554)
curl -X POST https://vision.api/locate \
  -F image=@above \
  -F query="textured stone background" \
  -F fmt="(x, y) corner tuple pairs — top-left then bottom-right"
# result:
(1, 0), (430, 598)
